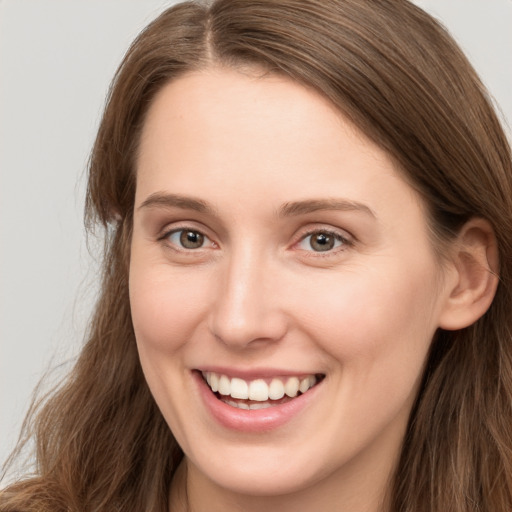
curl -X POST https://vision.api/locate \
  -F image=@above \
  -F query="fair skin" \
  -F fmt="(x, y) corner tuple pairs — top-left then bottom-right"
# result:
(129, 67), (497, 512)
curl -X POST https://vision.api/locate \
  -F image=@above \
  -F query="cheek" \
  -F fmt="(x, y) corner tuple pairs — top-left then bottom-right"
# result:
(295, 260), (440, 379)
(128, 258), (210, 422)
(292, 264), (441, 445)
(130, 268), (208, 351)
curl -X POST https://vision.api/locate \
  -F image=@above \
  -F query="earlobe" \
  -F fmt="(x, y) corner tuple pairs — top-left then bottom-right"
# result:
(438, 218), (499, 331)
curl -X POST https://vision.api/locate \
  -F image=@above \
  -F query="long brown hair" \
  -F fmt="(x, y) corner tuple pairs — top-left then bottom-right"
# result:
(2, 1), (512, 510)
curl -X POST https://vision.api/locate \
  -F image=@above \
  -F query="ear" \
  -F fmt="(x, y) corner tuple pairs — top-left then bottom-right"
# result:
(439, 218), (499, 331)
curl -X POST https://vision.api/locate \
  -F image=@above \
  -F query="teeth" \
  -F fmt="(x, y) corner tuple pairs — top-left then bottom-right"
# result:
(202, 372), (318, 402)
(268, 378), (285, 400)
(218, 375), (231, 396)
(249, 402), (272, 410)
(249, 379), (268, 401)
(299, 375), (316, 393)
(222, 399), (273, 410)
(284, 377), (300, 397)
(230, 378), (249, 399)
(209, 372), (219, 392)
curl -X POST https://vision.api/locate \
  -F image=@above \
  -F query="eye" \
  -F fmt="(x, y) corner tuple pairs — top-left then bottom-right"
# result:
(298, 230), (348, 252)
(166, 229), (213, 250)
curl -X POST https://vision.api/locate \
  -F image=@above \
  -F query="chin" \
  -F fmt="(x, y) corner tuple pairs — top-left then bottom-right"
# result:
(184, 435), (338, 499)
(197, 458), (322, 497)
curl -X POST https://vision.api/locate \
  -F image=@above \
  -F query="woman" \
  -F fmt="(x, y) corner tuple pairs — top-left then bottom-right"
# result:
(2, 0), (511, 510)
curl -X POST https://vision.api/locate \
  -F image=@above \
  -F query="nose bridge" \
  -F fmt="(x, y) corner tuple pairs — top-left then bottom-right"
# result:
(209, 241), (286, 348)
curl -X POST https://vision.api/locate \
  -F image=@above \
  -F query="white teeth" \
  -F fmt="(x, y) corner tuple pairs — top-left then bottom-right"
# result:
(218, 375), (231, 396)
(202, 372), (319, 402)
(249, 402), (272, 410)
(222, 399), (272, 410)
(284, 377), (300, 397)
(249, 379), (269, 401)
(299, 375), (316, 393)
(230, 378), (249, 399)
(223, 399), (249, 409)
(209, 372), (219, 392)
(268, 378), (285, 400)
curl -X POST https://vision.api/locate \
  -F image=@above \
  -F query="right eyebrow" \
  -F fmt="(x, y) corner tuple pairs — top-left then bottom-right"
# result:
(137, 192), (217, 216)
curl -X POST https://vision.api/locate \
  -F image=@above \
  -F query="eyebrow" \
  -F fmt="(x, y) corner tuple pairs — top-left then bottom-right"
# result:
(138, 192), (375, 219)
(279, 198), (376, 218)
(138, 192), (217, 215)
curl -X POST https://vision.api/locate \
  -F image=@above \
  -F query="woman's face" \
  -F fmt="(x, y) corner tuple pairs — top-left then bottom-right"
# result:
(130, 68), (453, 500)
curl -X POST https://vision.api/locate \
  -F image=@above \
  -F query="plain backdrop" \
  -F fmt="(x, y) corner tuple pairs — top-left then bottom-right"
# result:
(1, 0), (511, 470)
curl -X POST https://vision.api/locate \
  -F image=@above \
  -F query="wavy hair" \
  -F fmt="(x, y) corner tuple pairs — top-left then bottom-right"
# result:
(2, 1), (512, 510)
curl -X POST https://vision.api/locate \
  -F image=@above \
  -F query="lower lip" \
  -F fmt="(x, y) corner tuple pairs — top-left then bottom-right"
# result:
(193, 371), (321, 432)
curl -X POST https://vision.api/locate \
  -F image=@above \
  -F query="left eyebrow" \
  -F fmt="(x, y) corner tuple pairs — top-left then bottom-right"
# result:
(278, 198), (376, 218)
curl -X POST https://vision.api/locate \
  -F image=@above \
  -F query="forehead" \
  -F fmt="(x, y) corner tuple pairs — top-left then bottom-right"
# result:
(135, 67), (423, 225)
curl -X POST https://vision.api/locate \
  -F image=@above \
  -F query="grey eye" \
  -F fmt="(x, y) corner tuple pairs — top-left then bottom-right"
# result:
(299, 231), (345, 252)
(168, 229), (206, 249)
(310, 232), (334, 251)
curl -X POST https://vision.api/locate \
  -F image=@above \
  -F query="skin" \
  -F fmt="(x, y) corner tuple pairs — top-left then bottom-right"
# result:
(129, 67), (461, 512)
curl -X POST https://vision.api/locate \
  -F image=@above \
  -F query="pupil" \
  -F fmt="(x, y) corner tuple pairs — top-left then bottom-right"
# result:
(180, 230), (203, 249)
(311, 233), (334, 252)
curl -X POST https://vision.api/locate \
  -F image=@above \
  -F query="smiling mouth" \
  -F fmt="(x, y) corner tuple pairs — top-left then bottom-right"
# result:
(201, 371), (325, 410)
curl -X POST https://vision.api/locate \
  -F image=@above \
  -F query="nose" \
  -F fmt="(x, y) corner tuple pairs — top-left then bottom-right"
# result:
(208, 246), (288, 349)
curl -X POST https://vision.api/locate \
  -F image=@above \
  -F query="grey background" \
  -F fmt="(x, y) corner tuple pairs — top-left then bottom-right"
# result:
(1, 0), (511, 470)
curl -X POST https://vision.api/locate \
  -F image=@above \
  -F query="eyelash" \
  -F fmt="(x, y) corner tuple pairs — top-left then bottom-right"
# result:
(158, 226), (353, 256)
